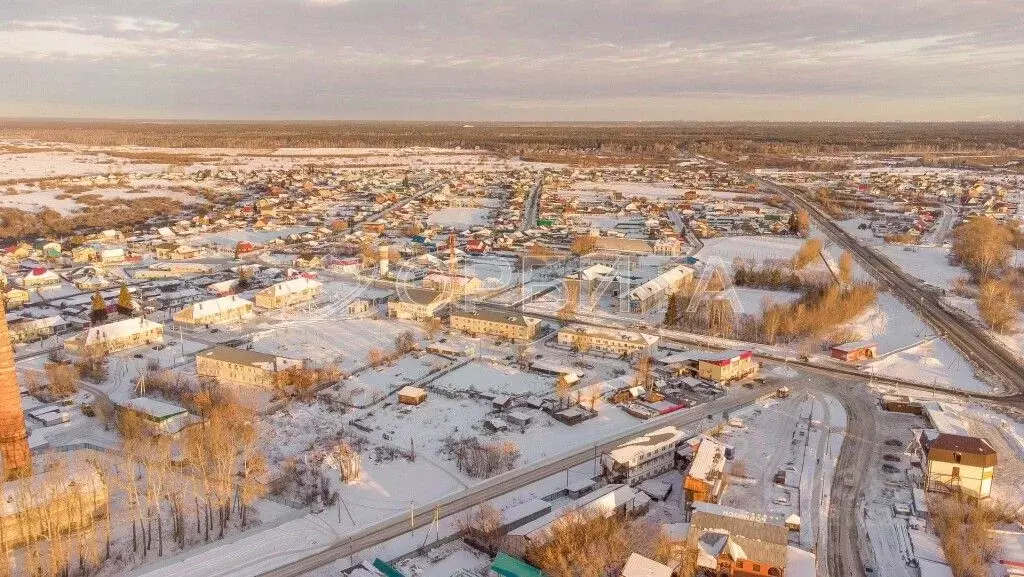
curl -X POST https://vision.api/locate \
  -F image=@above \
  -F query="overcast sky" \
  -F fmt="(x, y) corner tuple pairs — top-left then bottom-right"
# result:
(1, 0), (1022, 121)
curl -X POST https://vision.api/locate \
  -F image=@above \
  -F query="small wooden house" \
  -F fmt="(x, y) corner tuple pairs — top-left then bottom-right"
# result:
(397, 385), (427, 406)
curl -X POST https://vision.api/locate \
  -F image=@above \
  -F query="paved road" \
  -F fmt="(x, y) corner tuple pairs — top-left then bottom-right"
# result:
(751, 173), (1024, 397)
(802, 379), (876, 577)
(519, 176), (544, 232)
(255, 388), (765, 577)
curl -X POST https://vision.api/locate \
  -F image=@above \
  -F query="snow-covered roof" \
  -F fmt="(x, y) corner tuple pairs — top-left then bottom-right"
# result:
(605, 426), (686, 466)
(178, 295), (253, 321)
(560, 324), (659, 346)
(687, 436), (727, 483)
(629, 265), (693, 302)
(79, 318), (163, 346)
(620, 553), (673, 577)
(123, 397), (188, 421)
(262, 277), (322, 297)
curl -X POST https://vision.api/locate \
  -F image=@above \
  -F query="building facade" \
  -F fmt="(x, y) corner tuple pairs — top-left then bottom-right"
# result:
(450, 309), (541, 342)
(174, 295), (255, 326)
(923, 433), (997, 500)
(195, 346), (303, 388)
(697, 350), (758, 383)
(65, 318), (164, 354)
(254, 277), (323, 309)
(557, 325), (659, 357)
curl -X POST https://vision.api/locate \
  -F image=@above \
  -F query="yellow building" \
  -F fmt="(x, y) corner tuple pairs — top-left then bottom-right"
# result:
(923, 433), (997, 500)
(254, 277), (322, 309)
(696, 350), (758, 383)
(72, 246), (98, 263)
(387, 288), (448, 321)
(65, 318), (164, 354)
(556, 325), (659, 357)
(449, 308), (541, 342)
(174, 295), (255, 326)
(195, 346), (303, 388)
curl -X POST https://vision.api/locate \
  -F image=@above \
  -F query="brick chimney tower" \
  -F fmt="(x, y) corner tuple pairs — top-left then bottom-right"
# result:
(0, 301), (30, 479)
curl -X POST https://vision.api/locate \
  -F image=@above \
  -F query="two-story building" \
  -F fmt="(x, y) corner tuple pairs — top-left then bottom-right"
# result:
(254, 277), (322, 309)
(922, 433), (997, 500)
(602, 426), (687, 486)
(449, 308), (541, 342)
(65, 318), (164, 354)
(387, 288), (448, 321)
(173, 295), (255, 326)
(557, 325), (659, 357)
(195, 346), (303, 388)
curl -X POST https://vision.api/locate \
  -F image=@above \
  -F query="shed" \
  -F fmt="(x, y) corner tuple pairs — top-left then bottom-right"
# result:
(397, 386), (427, 406)
(830, 340), (879, 362)
(506, 410), (533, 427)
(485, 418), (509, 432)
(567, 477), (597, 499)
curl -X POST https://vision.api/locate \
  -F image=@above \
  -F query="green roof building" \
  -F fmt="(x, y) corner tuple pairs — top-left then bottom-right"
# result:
(491, 553), (545, 577)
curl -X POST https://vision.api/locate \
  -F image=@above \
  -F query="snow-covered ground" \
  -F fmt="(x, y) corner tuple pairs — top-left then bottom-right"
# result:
(426, 207), (490, 228)
(696, 235), (806, 265)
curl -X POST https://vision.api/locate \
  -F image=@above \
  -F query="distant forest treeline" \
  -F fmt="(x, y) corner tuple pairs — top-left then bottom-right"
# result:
(0, 120), (1021, 155)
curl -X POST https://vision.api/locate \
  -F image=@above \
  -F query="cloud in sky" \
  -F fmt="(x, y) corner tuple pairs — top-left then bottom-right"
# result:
(0, 0), (1021, 120)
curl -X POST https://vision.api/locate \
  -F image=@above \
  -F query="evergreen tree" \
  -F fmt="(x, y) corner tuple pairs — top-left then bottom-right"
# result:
(91, 291), (108, 323)
(664, 293), (679, 326)
(116, 285), (134, 315)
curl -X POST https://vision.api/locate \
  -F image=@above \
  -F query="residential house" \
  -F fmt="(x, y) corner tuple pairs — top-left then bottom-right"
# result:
(422, 273), (483, 296)
(505, 484), (641, 558)
(450, 308), (541, 342)
(387, 288), (448, 320)
(8, 316), (68, 343)
(557, 325), (659, 357)
(20, 267), (61, 289)
(153, 243), (203, 260)
(65, 318), (164, 354)
(99, 248), (125, 264)
(71, 246), (98, 263)
(922, 433), (996, 500)
(686, 504), (789, 577)
(254, 277), (323, 309)
(683, 436), (728, 508)
(173, 295), (255, 326)
(602, 426), (687, 486)
(195, 346), (303, 388)
(652, 238), (683, 256)
(3, 288), (29, 309)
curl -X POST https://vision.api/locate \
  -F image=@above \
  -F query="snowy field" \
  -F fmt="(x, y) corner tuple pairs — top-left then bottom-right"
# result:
(426, 207), (490, 228)
(429, 361), (553, 396)
(249, 317), (419, 373)
(187, 226), (314, 248)
(0, 187), (199, 215)
(696, 235), (806, 266)
(563, 180), (687, 200)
